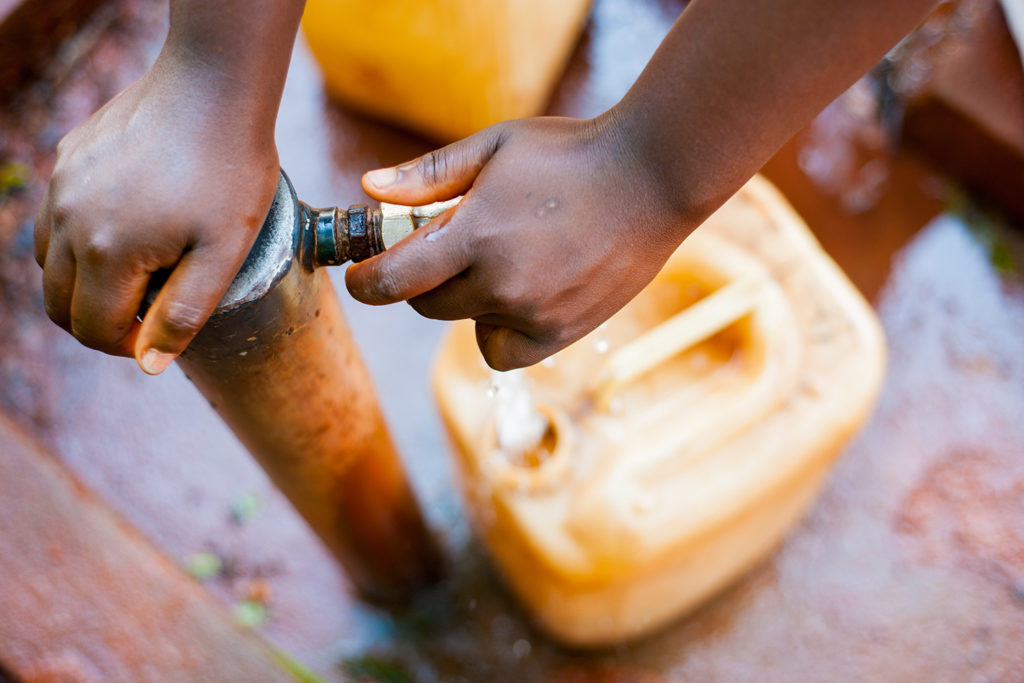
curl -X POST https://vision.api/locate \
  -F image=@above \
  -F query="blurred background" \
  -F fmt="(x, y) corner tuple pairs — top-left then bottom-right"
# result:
(1, 0), (1023, 680)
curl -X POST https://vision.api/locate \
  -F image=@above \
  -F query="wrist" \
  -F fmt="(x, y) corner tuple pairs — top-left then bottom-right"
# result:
(156, 1), (304, 130)
(592, 104), (712, 244)
(150, 44), (282, 134)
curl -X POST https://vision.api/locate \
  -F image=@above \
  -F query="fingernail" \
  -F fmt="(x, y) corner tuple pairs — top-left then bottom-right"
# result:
(139, 348), (176, 375)
(364, 167), (398, 189)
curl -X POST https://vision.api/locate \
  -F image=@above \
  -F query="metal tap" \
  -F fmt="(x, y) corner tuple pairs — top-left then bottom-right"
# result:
(303, 188), (461, 268)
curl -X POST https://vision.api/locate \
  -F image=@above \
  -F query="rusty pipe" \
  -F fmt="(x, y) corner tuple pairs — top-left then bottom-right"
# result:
(172, 171), (449, 602)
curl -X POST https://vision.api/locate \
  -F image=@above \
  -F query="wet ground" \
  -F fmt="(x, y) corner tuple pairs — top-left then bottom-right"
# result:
(1, 0), (1024, 680)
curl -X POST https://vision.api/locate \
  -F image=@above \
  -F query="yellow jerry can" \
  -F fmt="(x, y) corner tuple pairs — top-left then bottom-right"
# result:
(301, 0), (592, 141)
(432, 176), (887, 647)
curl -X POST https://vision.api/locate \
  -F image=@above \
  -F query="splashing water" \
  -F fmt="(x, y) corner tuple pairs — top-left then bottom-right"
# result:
(489, 369), (548, 455)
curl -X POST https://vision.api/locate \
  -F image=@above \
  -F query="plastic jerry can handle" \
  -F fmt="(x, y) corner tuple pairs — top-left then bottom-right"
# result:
(592, 277), (764, 410)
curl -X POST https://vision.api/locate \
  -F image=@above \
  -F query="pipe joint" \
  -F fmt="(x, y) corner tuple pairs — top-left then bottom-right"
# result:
(308, 203), (385, 268)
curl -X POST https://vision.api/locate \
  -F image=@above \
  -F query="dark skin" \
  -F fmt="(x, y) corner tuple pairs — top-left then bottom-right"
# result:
(36, 0), (938, 374)
(34, 0), (303, 374)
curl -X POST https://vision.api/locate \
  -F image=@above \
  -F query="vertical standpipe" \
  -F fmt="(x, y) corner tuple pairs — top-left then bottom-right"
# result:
(175, 171), (441, 601)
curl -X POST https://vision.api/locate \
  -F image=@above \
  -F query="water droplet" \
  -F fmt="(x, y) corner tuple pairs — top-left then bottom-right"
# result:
(593, 338), (610, 354)
(540, 356), (556, 368)
(512, 639), (532, 659)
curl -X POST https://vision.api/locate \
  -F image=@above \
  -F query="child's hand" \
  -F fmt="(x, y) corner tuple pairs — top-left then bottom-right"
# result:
(346, 0), (940, 372)
(34, 57), (280, 375)
(346, 116), (696, 370)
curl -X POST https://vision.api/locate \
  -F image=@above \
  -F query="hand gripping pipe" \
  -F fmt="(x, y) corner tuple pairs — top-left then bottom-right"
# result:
(170, 170), (455, 601)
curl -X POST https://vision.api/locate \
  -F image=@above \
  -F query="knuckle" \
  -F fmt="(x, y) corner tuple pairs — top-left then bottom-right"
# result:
(417, 149), (448, 187)
(159, 300), (208, 338)
(481, 288), (506, 311)
(373, 257), (403, 302)
(50, 200), (73, 231)
(79, 230), (118, 265)
(484, 121), (511, 151)
(487, 281), (526, 311)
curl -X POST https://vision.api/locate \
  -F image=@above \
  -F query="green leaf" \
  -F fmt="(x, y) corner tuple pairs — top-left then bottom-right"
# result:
(233, 600), (267, 629)
(341, 655), (413, 683)
(990, 241), (1016, 274)
(269, 649), (330, 683)
(0, 161), (29, 195)
(185, 551), (222, 580)
(230, 492), (263, 523)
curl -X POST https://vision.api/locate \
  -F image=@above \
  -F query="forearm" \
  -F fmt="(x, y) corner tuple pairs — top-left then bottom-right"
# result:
(609, 0), (938, 229)
(159, 0), (306, 131)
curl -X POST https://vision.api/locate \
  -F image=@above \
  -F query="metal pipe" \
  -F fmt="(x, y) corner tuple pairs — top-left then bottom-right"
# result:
(173, 171), (444, 602)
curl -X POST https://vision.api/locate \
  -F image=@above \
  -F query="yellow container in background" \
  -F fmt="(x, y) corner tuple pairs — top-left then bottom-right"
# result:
(432, 176), (887, 647)
(301, 0), (592, 142)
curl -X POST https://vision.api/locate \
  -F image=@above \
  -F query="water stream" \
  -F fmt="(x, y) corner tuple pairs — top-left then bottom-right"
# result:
(489, 369), (548, 455)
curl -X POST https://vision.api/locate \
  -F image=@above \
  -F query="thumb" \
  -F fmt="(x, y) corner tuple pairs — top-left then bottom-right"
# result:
(133, 247), (238, 375)
(362, 123), (508, 205)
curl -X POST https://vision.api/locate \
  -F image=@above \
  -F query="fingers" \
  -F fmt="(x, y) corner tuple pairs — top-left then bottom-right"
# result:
(134, 246), (237, 375)
(406, 272), (487, 321)
(34, 188), (53, 268)
(68, 253), (148, 357)
(350, 125), (508, 307)
(362, 124), (506, 206)
(474, 323), (555, 371)
(42, 243), (76, 331)
(346, 209), (474, 306)
(37, 191), (143, 356)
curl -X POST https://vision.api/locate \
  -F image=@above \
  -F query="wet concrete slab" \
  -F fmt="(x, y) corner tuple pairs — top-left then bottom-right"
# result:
(1, 0), (1023, 680)
(0, 413), (296, 683)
